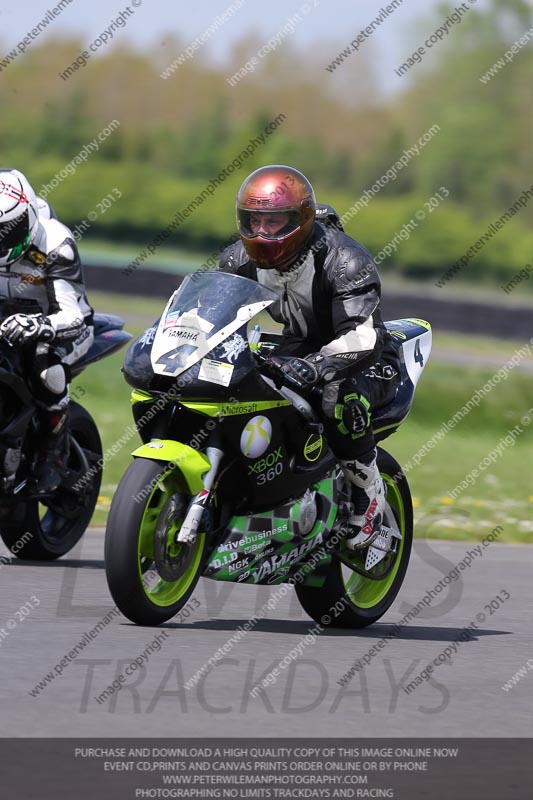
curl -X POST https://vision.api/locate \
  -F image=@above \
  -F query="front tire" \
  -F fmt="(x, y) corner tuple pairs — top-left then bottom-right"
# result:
(105, 458), (208, 625)
(295, 448), (413, 628)
(0, 402), (102, 560)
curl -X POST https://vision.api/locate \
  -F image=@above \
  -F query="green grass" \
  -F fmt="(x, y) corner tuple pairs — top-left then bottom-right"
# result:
(388, 420), (533, 545)
(78, 292), (533, 541)
(432, 330), (533, 360)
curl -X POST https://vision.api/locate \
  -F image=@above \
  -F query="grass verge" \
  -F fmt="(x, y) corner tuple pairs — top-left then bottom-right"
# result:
(77, 292), (533, 541)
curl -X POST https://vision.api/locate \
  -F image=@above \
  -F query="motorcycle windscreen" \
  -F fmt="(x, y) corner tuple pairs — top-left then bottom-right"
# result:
(150, 271), (277, 378)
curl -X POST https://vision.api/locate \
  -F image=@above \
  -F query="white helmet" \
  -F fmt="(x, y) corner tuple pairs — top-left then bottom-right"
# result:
(0, 169), (39, 267)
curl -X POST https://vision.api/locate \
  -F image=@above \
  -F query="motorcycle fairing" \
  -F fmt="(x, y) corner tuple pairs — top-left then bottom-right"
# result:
(180, 399), (291, 417)
(203, 474), (339, 585)
(371, 319), (433, 440)
(150, 272), (277, 378)
(131, 439), (211, 495)
(386, 318), (432, 388)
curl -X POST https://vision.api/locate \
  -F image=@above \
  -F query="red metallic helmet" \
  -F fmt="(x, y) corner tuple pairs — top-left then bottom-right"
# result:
(236, 165), (316, 269)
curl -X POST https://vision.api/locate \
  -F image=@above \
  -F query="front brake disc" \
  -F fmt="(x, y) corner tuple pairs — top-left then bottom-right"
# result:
(154, 493), (193, 581)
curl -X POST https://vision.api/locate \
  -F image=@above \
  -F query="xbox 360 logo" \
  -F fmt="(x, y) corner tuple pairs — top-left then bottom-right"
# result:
(240, 415), (272, 458)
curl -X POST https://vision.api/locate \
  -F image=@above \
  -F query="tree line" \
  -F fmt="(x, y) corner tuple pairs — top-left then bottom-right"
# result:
(1, 0), (531, 287)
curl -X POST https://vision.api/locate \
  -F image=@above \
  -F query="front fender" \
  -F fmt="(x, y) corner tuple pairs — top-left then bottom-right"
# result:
(131, 439), (211, 494)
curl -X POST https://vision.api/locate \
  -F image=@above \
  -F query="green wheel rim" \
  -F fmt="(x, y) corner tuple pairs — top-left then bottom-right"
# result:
(137, 468), (205, 607)
(342, 472), (406, 609)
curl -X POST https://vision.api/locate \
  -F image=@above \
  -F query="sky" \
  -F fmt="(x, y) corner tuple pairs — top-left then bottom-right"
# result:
(0, 0), (491, 95)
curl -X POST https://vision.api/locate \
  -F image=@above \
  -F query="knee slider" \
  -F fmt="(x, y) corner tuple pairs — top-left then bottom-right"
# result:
(39, 364), (66, 395)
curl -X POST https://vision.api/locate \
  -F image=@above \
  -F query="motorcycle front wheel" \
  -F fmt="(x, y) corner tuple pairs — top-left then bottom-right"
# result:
(0, 401), (102, 560)
(295, 448), (413, 628)
(104, 458), (208, 625)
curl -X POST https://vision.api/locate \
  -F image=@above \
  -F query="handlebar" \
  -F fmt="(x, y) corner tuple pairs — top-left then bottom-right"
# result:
(255, 353), (319, 424)
(276, 383), (318, 423)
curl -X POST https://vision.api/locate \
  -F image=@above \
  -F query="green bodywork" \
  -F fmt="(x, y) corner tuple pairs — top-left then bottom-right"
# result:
(130, 391), (407, 605)
(131, 439), (211, 495)
(131, 389), (289, 418)
(136, 465), (206, 607)
(204, 475), (339, 586)
(180, 399), (291, 417)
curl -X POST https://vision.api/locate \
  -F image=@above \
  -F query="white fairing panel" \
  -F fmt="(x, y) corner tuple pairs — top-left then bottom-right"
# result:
(402, 329), (432, 386)
(150, 295), (273, 377)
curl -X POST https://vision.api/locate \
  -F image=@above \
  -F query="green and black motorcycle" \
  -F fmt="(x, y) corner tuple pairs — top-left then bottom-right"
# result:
(104, 271), (431, 628)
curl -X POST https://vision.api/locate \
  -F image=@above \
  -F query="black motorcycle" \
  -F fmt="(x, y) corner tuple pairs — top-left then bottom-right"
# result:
(0, 313), (131, 560)
(105, 271), (431, 628)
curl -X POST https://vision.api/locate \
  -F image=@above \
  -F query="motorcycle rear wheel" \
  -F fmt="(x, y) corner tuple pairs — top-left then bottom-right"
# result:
(105, 458), (207, 625)
(0, 402), (102, 560)
(295, 448), (413, 628)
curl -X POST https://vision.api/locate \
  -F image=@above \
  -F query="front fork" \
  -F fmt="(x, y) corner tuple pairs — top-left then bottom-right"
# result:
(176, 446), (224, 544)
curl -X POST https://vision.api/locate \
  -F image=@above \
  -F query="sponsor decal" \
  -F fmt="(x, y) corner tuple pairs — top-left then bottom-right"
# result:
(248, 447), (284, 484)
(195, 489), (210, 507)
(252, 531), (324, 583)
(389, 330), (407, 340)
(220, 403), (258, 416)
(167, 328), (198, 341)
(247, 447), (282, 475)
(139, 326), (156, 347)
(163, 311), (183, 329)
(240, 415), (272, 458)
(26, 247), (46, 266)
(198, 358), (234, 387)
(304, 434), (323, 462)
(209, 550), (238, 570)
(245, 541), (272, 555)
(218, 332), (247, 363)
(267, 566), (291, 584)
(218, 525), (288, 552)
(361, 498), (378, 537)
(406, 318), (431, 330)
(228, 558), (250, 573)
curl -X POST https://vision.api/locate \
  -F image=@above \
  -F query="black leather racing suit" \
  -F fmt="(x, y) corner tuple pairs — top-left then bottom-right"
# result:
(218, 218), (401, 461)
(0, 198), (93, 409)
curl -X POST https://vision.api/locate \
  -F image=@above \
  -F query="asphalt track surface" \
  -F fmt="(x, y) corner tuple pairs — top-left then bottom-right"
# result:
(1, 531), (531, 737)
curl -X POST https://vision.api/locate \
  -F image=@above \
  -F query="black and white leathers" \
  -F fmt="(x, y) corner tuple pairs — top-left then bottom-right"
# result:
(0, 198), (93, 363)
(219, 220), (392, 381)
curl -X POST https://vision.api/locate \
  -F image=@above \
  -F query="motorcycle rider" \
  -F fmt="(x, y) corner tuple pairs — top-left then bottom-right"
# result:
(0, 169), (93, 493)
(218, 165), (401, 550)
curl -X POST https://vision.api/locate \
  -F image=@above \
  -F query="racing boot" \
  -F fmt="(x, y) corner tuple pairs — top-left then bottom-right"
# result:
(341, 451), (385, 550)
(31, 405), (70, 494)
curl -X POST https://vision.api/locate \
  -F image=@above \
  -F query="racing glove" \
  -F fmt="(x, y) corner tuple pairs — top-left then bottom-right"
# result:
(0, 313), (55, 346)
(261, 355), (321, 396)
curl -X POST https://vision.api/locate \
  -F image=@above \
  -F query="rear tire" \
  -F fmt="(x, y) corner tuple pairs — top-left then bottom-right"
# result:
(0, 402), (102, 560)
(295, 448), (413, 628)
(105, 459), (208, 625)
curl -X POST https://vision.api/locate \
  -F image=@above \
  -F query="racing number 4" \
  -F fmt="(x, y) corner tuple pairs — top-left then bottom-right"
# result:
(414, 338), (424, 367)
(155, 345), (189, 373)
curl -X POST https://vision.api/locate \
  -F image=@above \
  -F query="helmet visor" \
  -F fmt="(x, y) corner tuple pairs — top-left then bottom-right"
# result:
(0, 210), (30, 257)
(237, 208), (301, 240)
